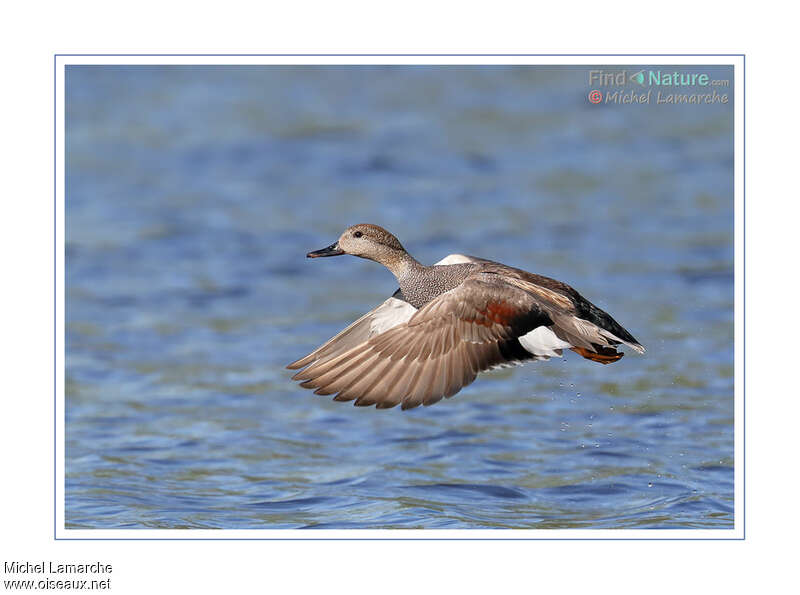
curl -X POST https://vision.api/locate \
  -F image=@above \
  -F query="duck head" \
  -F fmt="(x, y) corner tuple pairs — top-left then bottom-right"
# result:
(307, 224), (406, 263)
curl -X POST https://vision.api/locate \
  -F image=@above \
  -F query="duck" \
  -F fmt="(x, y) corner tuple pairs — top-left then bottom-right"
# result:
(287, 224), (644, 410)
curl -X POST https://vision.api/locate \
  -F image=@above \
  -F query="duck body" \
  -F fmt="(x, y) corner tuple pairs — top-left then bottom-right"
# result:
(288, 224), (644, 410)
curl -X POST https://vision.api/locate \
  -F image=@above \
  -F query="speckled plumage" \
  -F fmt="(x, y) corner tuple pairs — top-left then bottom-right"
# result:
(397, 263), (477, 309)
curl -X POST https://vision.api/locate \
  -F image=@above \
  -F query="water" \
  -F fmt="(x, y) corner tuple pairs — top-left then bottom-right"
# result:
(65, 65), (734, 530)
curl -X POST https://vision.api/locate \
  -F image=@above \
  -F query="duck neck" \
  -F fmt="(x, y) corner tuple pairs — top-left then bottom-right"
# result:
(383, 250), (424, 282)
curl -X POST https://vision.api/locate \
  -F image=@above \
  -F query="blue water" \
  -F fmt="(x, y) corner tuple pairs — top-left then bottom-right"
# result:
(65, 65), (734, 530)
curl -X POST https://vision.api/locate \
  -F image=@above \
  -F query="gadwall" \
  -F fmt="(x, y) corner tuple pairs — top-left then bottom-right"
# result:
(288, 224), (644, 410)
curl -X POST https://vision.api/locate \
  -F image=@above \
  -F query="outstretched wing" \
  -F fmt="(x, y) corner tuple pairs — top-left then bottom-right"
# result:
(290, 274), (551, 409)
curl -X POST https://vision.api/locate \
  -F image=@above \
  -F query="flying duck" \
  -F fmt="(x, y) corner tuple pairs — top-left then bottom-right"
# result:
(287, 224), (644, 410)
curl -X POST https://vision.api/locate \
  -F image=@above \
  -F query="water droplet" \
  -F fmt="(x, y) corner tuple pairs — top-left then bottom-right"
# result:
(647, 482), (653, 488)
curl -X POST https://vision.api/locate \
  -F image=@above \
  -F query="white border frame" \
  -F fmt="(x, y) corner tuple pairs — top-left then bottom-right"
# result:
(55, 54), (744, 540)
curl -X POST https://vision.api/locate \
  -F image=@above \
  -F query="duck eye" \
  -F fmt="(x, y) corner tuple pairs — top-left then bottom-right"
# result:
(353, 231), (363, 238)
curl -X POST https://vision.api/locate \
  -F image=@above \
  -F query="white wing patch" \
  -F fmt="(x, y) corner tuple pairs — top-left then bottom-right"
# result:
(434, 254), (480, 266)
(518, 326), (572, 358)
(368, 297), (417, 335)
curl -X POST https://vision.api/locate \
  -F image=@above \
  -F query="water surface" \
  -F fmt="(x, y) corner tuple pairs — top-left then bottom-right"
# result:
(66, 66), (734, 530)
